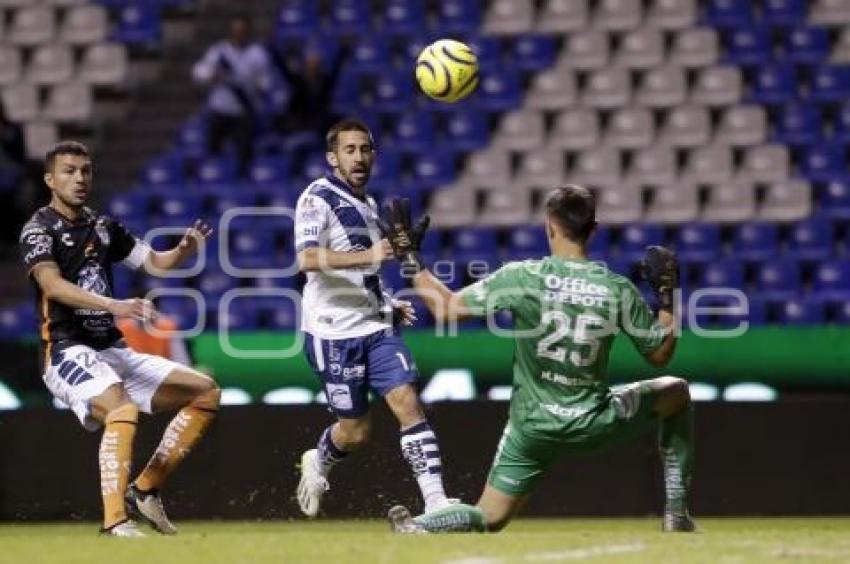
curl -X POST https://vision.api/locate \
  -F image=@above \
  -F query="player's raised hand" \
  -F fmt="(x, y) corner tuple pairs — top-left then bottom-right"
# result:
(639, 246), (679, 311)
(109, 298), (159, 322)
(392, 299), (418, 327)
(178, 219), (214, 255)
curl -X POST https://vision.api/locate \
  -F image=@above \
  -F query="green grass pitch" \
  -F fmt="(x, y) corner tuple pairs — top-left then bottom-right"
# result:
(3, 518), (850, 563)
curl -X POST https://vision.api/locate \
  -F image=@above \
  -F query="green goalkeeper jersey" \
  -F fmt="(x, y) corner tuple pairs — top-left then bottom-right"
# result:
(459, 257), (666, 439)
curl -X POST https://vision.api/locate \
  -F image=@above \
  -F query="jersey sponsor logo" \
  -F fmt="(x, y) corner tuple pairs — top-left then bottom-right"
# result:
(326, 383), (353, 410)
(76, 262), (109, 296)
(299, 208), (321, 221)
(61, 233), (74, 247)
(302, 226), (319, 237)
(543, 274), (610, 308)
(541, 402), (590, 418)
(23, 233), (52, 263)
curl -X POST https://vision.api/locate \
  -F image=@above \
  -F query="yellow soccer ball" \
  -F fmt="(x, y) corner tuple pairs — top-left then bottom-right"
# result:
(415, 39), (479, 103)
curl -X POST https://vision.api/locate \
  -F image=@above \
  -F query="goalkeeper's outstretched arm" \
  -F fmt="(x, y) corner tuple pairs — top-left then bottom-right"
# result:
(411, 269), (473, 324)
(645, 309), (677, 368)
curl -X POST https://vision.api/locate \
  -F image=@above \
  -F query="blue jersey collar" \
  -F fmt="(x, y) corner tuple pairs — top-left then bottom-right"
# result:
(325, 174), (366, 202)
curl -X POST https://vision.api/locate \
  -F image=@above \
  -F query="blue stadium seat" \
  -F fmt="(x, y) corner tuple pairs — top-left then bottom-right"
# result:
(756, 258), (801, 299)
(410, 150), (456, 188)
(249, 155), (291, 186)
(505, 225), (548, 260)
(349, 35), (392, 75)
(194, 155), (238, 185)
(675, 223), (721, 262)
(112, 3), (161, 46)
(772, 102), (822, 145)
(701, 259), (744, 288)
(800, 143), (846, 182)
(785, 27), (830, 65)
(832, 301), (850, 325)
(382, 0), (427, 38)
(393, 111), (436, 152)
(230, 228), (276, 261)
(156, 296), (201, 331)
(821, 178), (850, 218)
(0, 305), (37, 339)
(810, 65), (850, 103)
(143, 155), (185, 186)
(158, 193), (202, 224)
(443, 111), (489, 151)
(373, 71), (415, 113)
(466, 36), (503, 71)
(475, 71), (522, 111)
(762, 0), (806, 27)
(812, 259), (850, 299)
(452, 226), (500, 264)
(749, 64), (798, 105)
(420, 229), (443, 264)
(733, 222), (780, 261)
(331, 69), (363, 113)
(301, 152), (328, 180)
(830, 101), (850, 143)
(329, 0), (372, 36)
(773, 298), (825, 325)
(512, 35), (557, 72)
(176, 115), (207, 158)
(369, 149), (402, 191)
(587, 226), (611, 260)
(205, 192), (256, 220)
(111, 266), (134, 297)
(197, 268), (235, 300)
(108, 192), (150, 221)
(263, 297), (299, 330)
(437, 0), (482, 34)
(618, 224), (665, 262)
(380, 265), (409, 294)
(724, 28), (772, 66)
(276, 0), (320, 40)
(704, 0), (753, 28)
(787, 216), (835, 260)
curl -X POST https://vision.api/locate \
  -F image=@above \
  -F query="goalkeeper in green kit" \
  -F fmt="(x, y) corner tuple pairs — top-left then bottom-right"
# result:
(379, 185), (695, 533)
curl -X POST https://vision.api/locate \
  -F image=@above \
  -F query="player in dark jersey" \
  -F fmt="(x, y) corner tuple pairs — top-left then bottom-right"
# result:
(19, 141), (220, 537)
(380, 187), (695, 533)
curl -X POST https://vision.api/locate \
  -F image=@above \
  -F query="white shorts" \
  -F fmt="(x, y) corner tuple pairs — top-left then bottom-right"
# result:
(43, 344), (181, 432)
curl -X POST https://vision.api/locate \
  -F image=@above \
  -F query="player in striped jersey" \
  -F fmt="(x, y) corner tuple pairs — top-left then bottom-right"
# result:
(293, 119), (455, 518)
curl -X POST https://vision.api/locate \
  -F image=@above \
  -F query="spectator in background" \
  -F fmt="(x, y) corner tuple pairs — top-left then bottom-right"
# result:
(192, 15), (276, 177)
(268, 37), (349, 162)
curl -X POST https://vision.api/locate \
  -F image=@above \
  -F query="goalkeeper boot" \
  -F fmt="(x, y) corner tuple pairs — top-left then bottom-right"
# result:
(388, 505), (428, 534)
(125, 484), (177, 535)
(297, 449), (329, 518)
(662, 512), (697, 532)
(100, 519), (146, 538)
(424, 497), (461, 514)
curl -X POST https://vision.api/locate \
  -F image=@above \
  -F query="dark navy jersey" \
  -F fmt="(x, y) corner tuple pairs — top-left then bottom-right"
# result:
(18, 206), (151, 368)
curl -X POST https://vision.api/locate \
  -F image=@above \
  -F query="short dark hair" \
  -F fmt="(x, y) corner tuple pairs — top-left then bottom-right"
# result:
(545, 184), (597, 243)
(326, 119), (374, 152)
(45, 141), (90, 171)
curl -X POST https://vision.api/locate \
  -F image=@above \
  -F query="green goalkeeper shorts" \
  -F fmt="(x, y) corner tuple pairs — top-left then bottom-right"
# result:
(487, 382), (659, 496)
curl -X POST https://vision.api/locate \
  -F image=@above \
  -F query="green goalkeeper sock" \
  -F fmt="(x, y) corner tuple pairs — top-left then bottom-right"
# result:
(659, 402), (694, 516)
(412, 503), (488, 533)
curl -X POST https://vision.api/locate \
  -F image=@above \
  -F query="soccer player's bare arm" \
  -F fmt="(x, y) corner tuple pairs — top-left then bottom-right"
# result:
(411, 269), (473, 323)
(31, 262), (155, 321)
(144, 219), (214, 275)
(296, 239), (393, 272)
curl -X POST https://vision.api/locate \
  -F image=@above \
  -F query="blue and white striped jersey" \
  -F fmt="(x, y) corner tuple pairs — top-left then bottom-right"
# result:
(294, 175), (393, 339)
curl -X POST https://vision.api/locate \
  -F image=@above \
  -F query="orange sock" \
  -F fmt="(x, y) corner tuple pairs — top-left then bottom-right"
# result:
(134, 388), (219, 492)
(100, 404), (138, 529)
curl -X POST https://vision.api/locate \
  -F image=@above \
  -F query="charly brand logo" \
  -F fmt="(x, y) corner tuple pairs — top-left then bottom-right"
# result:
(61, 233), (74, 247)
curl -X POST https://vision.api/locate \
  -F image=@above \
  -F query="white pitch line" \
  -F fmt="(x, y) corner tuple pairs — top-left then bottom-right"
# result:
(443, 542), (646, 564)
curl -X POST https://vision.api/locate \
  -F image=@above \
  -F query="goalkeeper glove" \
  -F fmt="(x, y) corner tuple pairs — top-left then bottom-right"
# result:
(638, 245), (679, 311)
(377, 197), (431, 274)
